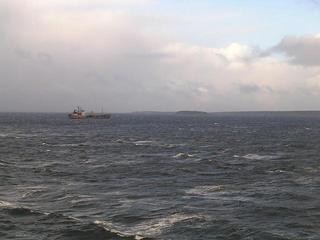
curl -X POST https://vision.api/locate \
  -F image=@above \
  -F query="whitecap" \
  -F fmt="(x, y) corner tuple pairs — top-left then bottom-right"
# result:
(95, 213), (204, 238)
(19, 185), (47, 197)
(134, 140), (154, 146)
(22, 189), (45, 198)
(0, 200), (15, 208)
(242, 153), (279, 160)
(70, 195), (98, 204)
(267, 169), (287, 174)
(15, 133), (39, 138)
(167, 143), (186, 148)
(55, 143), (87, 147)
(133, 213), (203, 236)
(173, 153), (193, 158)
(185, 185), (224, 195)
(82, 159), (97, 164)
(94, 220), (144, 240)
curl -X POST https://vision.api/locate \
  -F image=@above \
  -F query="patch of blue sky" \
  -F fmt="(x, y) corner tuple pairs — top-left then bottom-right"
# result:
(129, 0), (320, 48)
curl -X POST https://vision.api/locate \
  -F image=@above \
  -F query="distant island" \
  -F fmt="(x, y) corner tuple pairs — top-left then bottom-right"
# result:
(176, 111), (208, 115)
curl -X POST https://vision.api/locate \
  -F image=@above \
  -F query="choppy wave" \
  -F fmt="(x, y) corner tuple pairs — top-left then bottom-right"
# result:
(20, 186), (47, 198)
(96, 213), (204, 239)
(2, 113), (320, 239)
(184, 187), (254, 203)
(0, 201), (141, 240)
(0, 159), (12, 166)
(94, 220), (145, 240)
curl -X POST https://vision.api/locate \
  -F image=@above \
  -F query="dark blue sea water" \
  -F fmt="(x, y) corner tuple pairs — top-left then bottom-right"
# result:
(1, 112), (320, 240)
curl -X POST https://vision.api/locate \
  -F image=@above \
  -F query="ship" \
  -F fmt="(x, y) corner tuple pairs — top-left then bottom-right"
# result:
(68, 107), (111, 119)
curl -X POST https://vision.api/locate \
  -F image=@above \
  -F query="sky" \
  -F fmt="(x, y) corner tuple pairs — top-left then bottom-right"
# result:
(1, 0), (320, 112)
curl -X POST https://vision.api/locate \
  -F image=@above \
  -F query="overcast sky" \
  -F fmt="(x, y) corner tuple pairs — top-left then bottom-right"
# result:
(1, 0), (320, 112)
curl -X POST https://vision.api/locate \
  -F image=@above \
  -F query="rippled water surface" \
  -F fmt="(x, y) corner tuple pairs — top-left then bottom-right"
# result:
(1, 112), (320, 239)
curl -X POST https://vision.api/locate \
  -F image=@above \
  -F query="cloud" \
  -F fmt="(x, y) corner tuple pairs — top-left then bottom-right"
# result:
(214, 43), (261, 62)
(238, 84), (262, 94)
(274, 34), (320, 66)
(1, 0), (320, 112)
(37, 52), (53, 64)
(15, 48), (33, 60)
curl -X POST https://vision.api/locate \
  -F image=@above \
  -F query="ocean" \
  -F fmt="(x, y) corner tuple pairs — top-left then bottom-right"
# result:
(0, 112), (319, 240)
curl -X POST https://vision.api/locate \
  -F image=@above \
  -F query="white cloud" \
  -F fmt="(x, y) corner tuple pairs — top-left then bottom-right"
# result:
(214, 43), (258, 62)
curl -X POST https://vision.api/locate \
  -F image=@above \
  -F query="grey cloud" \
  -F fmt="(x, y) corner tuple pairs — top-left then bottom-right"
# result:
(15, 48), (33, 59)
(131, 51), (175, 59)
(274, 35), (320, 66)
(15, 48), (53, 64)
(238, 84), (274, 95)
(37, 52), (53, 64)
(238, 84), (261, 94)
